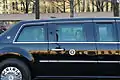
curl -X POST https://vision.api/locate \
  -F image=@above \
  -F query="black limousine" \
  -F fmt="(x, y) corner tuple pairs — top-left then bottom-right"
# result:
(1, 18), (120, 80)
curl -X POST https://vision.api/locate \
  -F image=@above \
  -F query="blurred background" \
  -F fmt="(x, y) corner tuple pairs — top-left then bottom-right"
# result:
(0, 0), (120, 31)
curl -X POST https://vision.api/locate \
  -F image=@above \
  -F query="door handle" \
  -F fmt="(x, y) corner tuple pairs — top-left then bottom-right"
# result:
(51, 48), (64, 51)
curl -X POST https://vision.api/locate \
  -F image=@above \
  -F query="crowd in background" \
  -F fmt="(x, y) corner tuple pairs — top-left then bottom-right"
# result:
(0, 25), (7, 34)
(0, 21), (18, 34)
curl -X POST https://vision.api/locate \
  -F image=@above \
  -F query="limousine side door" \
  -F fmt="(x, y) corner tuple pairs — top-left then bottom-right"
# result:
(47, 21), (98, 77)
(94, 20), (119, 76)
(12, 23), (49, 76)
(115, 19), (120, 76)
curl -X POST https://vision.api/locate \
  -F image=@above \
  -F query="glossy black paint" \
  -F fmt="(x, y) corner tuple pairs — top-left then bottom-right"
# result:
(1, 18), (120, 79)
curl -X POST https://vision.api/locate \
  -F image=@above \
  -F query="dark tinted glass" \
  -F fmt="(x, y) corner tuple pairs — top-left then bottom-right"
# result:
(56, 24), (86, 42)
(17, 26), (45, 42)
(96, 23), (116, 42)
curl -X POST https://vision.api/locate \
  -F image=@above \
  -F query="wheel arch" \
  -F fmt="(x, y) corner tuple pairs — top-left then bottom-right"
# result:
(0, 47), (35, 78)
(0, 53), (35, 79)
(0, 56), (33, 80)
(0, 47), (34, 62)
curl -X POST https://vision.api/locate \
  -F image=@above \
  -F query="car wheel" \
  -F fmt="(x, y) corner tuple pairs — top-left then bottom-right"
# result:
(0, 58), (31, 80)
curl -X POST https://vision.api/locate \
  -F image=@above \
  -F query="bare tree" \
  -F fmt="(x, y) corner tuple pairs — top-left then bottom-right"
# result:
(63, 0), (66, 13)
(91, 0), (95, 12)
(25, 0), (29, 13)
(74, 0), (77, 13)
(43, 0), (47, 13)
(19, 0), (35, 13)
(46, 0), (65, 13)
(82, 0), (85, 12)
(77, 0), (81, 12)
(111, 1), (113, 11)
(86, 0), (90, 12)
(106, 0), (109, 12)
(112, 0), (119, 17)
(90, 0), (114, 12)
(3, 0), (8, 13)
(92, 0), (119, 16)
(69, 0), (74, 17)
(35, 0), (40, 19)
(94, 0), (105, 12)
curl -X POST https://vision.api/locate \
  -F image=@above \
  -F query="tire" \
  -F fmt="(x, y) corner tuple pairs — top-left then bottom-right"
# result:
(0, 58), (31, 80)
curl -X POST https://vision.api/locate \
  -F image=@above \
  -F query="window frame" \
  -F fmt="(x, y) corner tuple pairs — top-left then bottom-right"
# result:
(116, 21), (120, 42)
(13, 23), (48, 43)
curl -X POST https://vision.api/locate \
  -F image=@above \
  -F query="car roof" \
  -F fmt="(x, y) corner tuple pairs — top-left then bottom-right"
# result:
(20, 17), (120, 24)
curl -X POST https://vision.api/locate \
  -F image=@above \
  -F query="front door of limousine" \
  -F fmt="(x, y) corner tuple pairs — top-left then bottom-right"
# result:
(46, 22), (98, 77)
(13, 23), (49, 76)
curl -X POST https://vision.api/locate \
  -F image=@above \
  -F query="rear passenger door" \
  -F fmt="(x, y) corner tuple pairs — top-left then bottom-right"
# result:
(47, 21), (98, 77)
(94, 20), (119, 76)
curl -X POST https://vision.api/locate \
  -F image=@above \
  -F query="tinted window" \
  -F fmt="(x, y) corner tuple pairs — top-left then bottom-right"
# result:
(16, 25), (45, 42)
(96, 23), (116, 42)
(56, 24), (86, 42)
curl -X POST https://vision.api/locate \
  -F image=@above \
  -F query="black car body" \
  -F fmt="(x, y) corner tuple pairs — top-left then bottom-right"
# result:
(1, 18), (120, 80)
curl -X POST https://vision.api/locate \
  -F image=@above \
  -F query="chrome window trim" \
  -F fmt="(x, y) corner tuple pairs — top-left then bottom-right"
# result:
(39, 60), (120, 63)
(52, 20), (93, 23)
(13, 42), (120, 44)
(93, 20), (115, 22)
(115, 20), (120, 22)
(36, 75), (120, 78)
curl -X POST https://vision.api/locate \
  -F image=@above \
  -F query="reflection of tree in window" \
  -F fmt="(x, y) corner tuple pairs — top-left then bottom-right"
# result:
(12, 2), (15, 10)
(16, 2), (18, 10)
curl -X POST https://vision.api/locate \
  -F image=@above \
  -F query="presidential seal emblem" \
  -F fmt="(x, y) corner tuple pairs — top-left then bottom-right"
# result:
(69, 49), (76, 55)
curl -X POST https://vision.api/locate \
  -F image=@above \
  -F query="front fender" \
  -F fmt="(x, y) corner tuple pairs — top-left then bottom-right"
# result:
(0, 47), (34, 62)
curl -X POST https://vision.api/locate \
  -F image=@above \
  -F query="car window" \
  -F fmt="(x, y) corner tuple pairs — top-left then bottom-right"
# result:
(96, 23), (116, 42)
(16, 25), (45, 42)
(56, 23), (86, 42)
